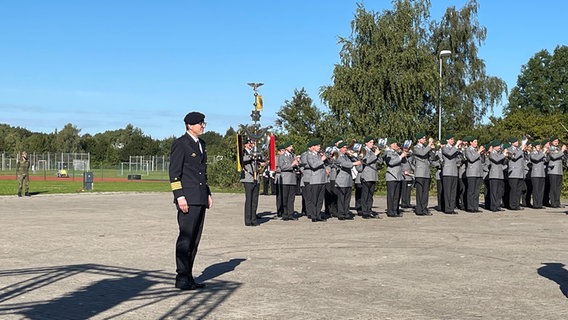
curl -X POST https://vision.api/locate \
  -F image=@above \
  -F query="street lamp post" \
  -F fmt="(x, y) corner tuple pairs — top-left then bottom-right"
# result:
(438, 50), (451, 141)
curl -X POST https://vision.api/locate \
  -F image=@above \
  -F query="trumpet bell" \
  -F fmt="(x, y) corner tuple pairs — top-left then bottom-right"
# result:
(358, 147), (367, 159)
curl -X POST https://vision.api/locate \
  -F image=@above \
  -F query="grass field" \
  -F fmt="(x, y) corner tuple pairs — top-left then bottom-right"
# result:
(0, 168), (239, 195)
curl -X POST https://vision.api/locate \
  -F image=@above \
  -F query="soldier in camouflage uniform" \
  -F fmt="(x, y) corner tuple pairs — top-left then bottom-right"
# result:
(17, 151), (31, 197)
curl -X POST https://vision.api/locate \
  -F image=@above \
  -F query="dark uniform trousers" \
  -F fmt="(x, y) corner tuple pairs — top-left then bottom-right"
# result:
(324, 180), (338, 217)
(548, 174), (563, 208)
(176, 205), (206, 282)
(414, 177), (430, 215)
(386, 181), (402, 216)
(401, 180), (412, 208)
(489, 179), (504, 211)
(531, 177), (545, 208)
(466, 177), (482, 211)
(281, 184), (296, 219)
(508, 178), (523, 209)
(243, 182), (259, 225)
(483, 177), (491, 209)
(306, 183), (325, 219)
(436, 179), (445, 212)
(458, 175), (467, 210)
(442, 176), (458, 213)
(275, 182), (283, 217)
(361, 181), (376, 215)
(521, 178), (531, 207)
(355, 183), (362, 213)
(336, 186), (352, 219)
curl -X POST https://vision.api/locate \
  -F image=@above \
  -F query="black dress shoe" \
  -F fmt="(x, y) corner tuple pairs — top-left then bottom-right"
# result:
(175, 281), (198, 290)
(190, 282), (206, 288)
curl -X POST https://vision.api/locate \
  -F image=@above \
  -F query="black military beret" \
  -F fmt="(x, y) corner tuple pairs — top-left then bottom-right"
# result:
(184, 111), (205, 125)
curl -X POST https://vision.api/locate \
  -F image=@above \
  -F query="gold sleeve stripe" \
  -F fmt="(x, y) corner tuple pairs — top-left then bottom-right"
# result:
(170, 181), (182, 190)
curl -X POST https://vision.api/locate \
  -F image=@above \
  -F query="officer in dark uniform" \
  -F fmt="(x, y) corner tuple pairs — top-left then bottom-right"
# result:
(169, 111), (212, 291)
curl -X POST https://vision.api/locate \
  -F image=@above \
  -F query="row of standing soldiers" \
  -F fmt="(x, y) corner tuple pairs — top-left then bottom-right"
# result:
(240, 133), (567, 225)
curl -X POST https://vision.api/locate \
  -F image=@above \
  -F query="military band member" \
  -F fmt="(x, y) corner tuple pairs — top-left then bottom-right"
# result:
(432, 140), (445, 212)
(384, 138), (406, 217)
(488, 140), (506, 212)
(521, 141), (533, 207)
(240, 139), (265, 226)
(457, 137), (469, 210)
(306, 139), (328, 222)
(299, 149), (310, 217)
(400, 145), (413, 209)
(274, 144), (285, 217)
(546, 135), (566, 208)
(336, 141), (361, 220)
(482, 143), (492, 210)
(441, 133), (462, 214)
(412, 133), (434, 215)
(530, 140), (547, 209)
(464, 137), (484, 212)
(324, 138), (342, 218)
(277, 141), (299, 220)
(360, 136), (381, 219)
(506, 137), (525, 210)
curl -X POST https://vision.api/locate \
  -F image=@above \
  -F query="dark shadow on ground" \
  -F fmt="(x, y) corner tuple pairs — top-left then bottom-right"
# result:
(0, 263), (243, 319)
(537, 262), (568, 298)
(196, 258), (246, 283)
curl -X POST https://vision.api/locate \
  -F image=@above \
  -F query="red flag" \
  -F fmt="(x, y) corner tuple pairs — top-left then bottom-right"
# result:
(269, 134), (276, 171)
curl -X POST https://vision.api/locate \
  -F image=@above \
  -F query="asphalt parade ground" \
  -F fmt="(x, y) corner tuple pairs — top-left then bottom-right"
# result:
(1, 192), (567, 319)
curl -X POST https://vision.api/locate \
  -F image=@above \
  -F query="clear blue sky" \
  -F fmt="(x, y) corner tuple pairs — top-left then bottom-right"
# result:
(1, 0), (567, 139)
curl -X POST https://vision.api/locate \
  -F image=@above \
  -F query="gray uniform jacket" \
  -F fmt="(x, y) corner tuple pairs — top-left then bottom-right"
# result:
(360, 147), (379, 182)
(307, 151), (327, 185)
(277, 151), (297, 185)
(547, 146), (564, 175)
(335, 153), (354, 188)
(384, 149), (403, 181)
(441, 144), (460, 177)
(488, 150), (506, 179)
(327, 156), (339, 181)
(507, 146), (525, 179)
(300, 151), (310, 185)
(412, 143), (432, 179)
(402, 157), (413, 181)
(240, 148), (258, 183)
(530, 150), (546, 178)
(274, 154), (282, 185)
(465, 146), (483, 178)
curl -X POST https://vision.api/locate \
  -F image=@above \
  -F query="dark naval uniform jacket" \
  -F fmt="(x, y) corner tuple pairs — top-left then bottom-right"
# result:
(169, 133), (211, 205)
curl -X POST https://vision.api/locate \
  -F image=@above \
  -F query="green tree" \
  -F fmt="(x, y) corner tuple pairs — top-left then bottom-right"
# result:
(275, 88), (325, 148)
(431, 0), (507, 134)
(321, 1), (436, 140)
(506, 45), (568, 115)
(321, 0), (506, 140)
(56, 123), (82, 152)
